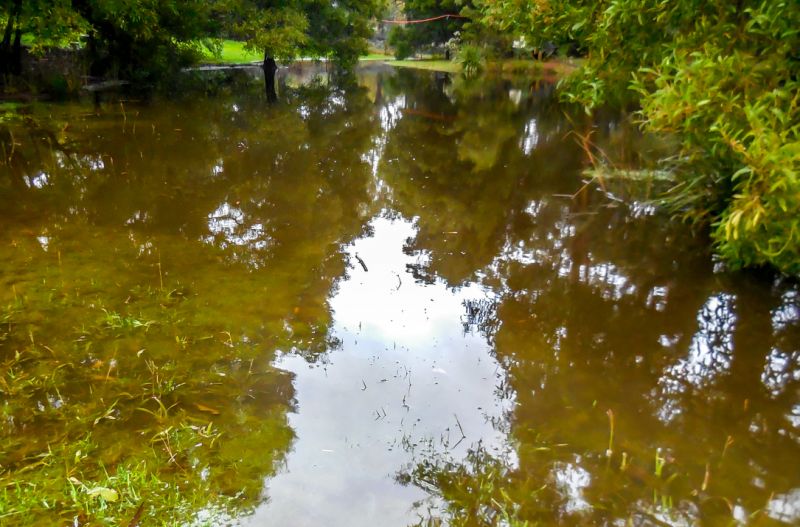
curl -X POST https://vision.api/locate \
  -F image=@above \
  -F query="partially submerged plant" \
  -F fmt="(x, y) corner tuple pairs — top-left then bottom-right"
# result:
(456, 45), (485, 78)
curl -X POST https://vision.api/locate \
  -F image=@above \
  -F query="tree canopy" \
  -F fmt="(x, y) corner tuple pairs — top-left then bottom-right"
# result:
(0, 0), (383, 81)
(387, 0), (471, 59)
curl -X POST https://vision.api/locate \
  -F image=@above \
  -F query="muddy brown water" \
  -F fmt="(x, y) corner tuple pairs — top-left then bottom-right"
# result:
(1, 64), (798, 526)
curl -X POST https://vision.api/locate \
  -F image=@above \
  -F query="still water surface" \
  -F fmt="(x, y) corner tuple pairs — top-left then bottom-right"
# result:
(1, 65), (798, 526)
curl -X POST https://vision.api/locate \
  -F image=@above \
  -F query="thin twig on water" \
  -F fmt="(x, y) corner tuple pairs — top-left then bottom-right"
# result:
(127, 502), (146, 527)
(454, 414), (466, 439)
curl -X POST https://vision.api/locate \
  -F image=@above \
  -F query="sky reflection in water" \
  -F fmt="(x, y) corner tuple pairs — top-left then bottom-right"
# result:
(248, 217), (510, 527)
(0, 64), (798, 526)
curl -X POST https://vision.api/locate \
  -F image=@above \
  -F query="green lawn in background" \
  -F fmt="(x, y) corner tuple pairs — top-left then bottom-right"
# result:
(17, 36), (559, 77)
(16, 35), (394, 66)
(199, 42), (570, 78)
(387, 60), (461, 73)
(360, 53), (394, 61)
(201, 40), (262, 64)
(200, 40), (394, 65)
(388, 58), (581, 76)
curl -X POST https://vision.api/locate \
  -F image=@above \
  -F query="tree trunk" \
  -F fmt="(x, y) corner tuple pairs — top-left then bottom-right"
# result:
(263, 53), (278, 103)
(0, 0), (18, 76)
(10, 25), (22, 75)
(1, 15), (12, 56)
(375, 73), (383, 106)
(86, 34), (104, 77)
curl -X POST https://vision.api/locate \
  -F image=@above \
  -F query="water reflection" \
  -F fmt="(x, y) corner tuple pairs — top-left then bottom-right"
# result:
(0, 75), (380, 524)
(244, 216), (509, 527)
(0, 65), (798, 526)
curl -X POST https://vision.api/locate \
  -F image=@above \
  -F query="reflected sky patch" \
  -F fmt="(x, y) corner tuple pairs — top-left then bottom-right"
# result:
(245, 216), (511, 527)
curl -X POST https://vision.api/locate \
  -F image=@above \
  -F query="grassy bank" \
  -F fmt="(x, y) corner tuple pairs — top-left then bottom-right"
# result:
(385, 57), (581, 77)
(486, 58), (581, 76)
(387, 60), (461, 73)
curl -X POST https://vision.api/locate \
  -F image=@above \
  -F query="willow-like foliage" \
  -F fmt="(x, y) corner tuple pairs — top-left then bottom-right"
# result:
(474, 0), (800, 275)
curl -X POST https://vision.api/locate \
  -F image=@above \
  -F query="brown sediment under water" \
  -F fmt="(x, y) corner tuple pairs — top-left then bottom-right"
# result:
(0, 64), (798, 526)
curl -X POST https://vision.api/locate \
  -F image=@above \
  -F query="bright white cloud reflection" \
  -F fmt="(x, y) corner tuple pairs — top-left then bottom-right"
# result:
(244, 215), (512, 527)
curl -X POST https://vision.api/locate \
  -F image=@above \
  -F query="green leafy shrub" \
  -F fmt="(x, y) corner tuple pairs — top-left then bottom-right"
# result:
(630, 55), (800, 271)
(473, 0), (800, 275)
(455, 44), (484, 77)
(388, 26), (414, 60)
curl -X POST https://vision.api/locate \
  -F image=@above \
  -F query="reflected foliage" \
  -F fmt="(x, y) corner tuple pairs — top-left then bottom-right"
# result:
(473, 0), (800, 275)
(382, 71), (800, 525)
(1, 66), (798, 526)
(0, 75), (379, 524)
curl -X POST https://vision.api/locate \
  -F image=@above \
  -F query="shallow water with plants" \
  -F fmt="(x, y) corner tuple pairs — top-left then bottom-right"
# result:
(1, 65), (798, 526)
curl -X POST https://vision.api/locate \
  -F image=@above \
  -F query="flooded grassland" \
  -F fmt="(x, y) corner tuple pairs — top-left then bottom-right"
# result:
(1, 66), (798, 526)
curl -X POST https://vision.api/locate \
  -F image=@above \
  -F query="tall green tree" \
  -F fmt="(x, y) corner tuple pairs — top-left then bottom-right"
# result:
(226, 0), (382, 100)
(3, 0), (381, 95)
(387, 0), (470, 59)
(224, 0), (308, 100)
(305, 0), (383, 68)
(1, 0), (86, 77)
(68, 0), (219, 80)
(0, 0), (24, 76)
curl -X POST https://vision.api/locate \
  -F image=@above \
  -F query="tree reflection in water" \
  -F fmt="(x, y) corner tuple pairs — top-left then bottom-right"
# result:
(0, 73), (380, 523)
(0, 65), (798, 525)
(380, 71), (800, 526)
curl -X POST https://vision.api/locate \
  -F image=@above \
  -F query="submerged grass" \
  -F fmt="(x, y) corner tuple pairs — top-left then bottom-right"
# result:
(399, 447), (540, 527)
(398, 409), (698, 526)
(0, 233), (298, 525)
(0, 443), (236, 526)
